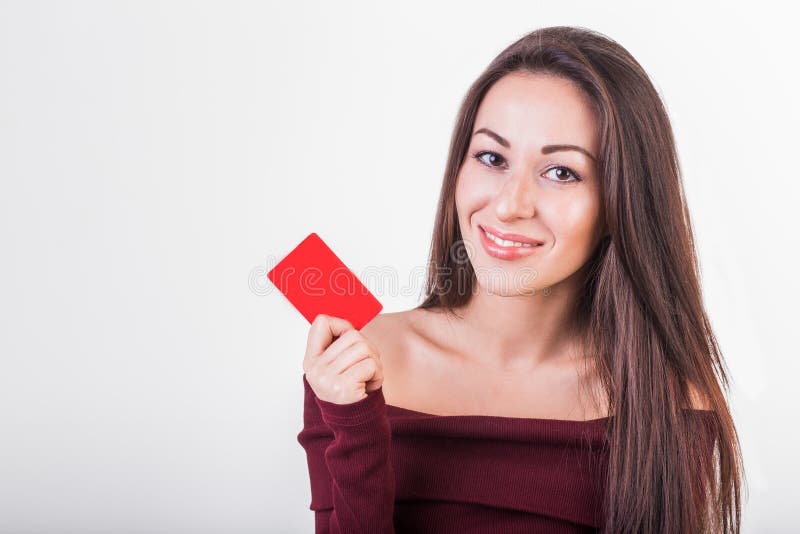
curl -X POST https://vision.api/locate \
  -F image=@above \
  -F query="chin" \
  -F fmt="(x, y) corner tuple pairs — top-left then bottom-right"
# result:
(473, 272), (541, 297)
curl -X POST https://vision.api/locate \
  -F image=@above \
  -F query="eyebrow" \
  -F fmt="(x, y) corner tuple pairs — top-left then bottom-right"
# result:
(473, 127), (597, 162)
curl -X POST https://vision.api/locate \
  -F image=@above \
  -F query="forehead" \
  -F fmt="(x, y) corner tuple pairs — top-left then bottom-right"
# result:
(474, 72), (599, 153)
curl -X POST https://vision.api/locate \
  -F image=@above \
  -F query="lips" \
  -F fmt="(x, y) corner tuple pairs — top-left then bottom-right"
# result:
(478, 224), (544, 246)
(478, 225), (544, 261)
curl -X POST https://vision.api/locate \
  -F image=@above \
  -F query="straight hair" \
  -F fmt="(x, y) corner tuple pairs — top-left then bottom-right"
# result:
(418, 26), (745, 533)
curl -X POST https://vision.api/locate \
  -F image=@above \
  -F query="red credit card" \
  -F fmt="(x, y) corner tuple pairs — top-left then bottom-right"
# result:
(267, 232), (383, 331)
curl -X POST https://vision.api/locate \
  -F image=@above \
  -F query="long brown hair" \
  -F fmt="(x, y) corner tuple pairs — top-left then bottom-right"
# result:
(418, 26), (745, 533)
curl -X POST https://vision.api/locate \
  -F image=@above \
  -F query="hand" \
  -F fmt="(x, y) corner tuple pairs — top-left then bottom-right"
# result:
(302, 314), (385, 405)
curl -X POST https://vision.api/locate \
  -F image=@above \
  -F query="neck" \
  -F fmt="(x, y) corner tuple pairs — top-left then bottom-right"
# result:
(446, 275), (585, 373)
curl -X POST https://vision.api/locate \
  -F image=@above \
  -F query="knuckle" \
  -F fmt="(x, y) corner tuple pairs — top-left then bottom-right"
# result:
(314, 371), (327, 387)
(305, 366), (318, 381)
(344, 328), (359, 341)
(306, 323), (318, 340)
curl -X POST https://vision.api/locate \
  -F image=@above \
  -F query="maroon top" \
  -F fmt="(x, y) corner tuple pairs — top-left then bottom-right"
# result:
(297, 374), (716, 533)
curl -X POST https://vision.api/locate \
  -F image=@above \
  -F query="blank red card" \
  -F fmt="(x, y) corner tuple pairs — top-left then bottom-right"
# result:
(267, 232), (383, 331)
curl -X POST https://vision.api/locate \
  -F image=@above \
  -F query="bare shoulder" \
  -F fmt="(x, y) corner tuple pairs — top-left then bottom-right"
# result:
(360, 310), (411, 346)
(359, 308), (444, 400)
(359, 310), (414, 371)
(360, 307), (441, 355)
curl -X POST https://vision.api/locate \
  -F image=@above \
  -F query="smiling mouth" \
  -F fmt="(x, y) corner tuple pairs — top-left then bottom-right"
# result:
(479, 225), (544, 248)
(478, 225), (544, 261)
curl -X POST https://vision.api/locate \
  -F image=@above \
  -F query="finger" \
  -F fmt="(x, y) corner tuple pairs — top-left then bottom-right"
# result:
(318, 329), (363, 366)
(342, 356), (382, 391)
(303, 314), (355, 367)
(328, 340), (374, 375)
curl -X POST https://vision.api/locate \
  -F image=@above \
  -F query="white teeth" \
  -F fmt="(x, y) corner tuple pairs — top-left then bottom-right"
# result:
(483, 229), (537, 248)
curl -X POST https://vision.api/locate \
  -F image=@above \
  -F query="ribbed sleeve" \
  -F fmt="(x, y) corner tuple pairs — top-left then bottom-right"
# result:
(297, 374), (396, 533)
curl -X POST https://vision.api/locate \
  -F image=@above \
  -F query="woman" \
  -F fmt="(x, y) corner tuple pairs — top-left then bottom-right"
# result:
(298, 25), (745, 533)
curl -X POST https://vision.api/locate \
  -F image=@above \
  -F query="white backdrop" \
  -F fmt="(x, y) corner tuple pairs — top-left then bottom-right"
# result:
(1, 1), (797, 532)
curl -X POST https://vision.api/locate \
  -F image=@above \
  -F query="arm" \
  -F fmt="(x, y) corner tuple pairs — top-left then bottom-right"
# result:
(297, 373), (396, 533)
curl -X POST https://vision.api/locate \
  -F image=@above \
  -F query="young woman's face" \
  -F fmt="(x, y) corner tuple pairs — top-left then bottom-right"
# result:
(455, 71), (605, 296)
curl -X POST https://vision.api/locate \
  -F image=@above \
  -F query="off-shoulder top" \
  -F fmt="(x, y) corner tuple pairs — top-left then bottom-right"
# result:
(296, 374), (716, 533)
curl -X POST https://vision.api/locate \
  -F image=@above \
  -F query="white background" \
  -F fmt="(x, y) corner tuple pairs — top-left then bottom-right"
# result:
(1, 1), (798, 532)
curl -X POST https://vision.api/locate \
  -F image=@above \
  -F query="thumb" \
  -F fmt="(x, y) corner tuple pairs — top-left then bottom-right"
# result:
(305, 314), (355, 361)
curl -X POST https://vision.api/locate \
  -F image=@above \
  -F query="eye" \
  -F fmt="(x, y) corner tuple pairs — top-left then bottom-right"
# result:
(543, 166), (583, 184)
(472, 150), (584, 184)
(472, 150), (507, 169)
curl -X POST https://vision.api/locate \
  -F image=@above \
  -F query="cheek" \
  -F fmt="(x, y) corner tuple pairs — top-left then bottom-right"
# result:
(455, 169), (493, 221)
(548, 193), (603, 247)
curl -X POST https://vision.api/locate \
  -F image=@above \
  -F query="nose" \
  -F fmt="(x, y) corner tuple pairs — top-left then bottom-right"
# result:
(495, 169), (536, 220)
